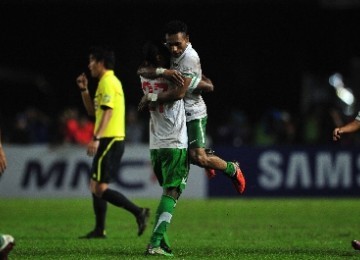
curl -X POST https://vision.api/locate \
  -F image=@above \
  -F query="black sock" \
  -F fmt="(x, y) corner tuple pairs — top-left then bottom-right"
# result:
(92, 193), (107, 231)
(101, 189), (142, 217)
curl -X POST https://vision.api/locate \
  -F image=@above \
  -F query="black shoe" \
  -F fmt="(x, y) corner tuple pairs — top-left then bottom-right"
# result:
(79, 229), (106, 239)
(136, 208), (150, 236)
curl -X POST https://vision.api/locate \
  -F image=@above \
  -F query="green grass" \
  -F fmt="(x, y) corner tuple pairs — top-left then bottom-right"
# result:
(1, 198), (360, 259)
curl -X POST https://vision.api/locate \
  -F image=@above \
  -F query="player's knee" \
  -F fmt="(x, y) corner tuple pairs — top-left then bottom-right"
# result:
(92, 190), (102, 198)
(92, 183), (107, 197)
(189, 149), (207, 166)
(191, 152), (208, 167)
(164, 187), (181, 200)
(93, 189), (103, 198)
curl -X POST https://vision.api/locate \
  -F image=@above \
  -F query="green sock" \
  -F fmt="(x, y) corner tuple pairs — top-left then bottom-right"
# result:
(150, 195), (176, 247)
(224, 162), (236, 177)
(162, 232), (171, 248)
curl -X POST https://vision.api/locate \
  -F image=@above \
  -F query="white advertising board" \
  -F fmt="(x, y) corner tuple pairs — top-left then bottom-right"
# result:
(0, 144), (206, 198)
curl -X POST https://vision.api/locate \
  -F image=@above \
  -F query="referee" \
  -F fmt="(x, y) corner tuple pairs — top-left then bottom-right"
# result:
(76, 46), (150, 239)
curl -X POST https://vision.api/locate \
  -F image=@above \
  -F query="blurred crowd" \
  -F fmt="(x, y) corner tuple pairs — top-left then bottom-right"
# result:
(1, 103), (359, 147)
(2, 57), (360, 147)
(0, 105), (148, 146)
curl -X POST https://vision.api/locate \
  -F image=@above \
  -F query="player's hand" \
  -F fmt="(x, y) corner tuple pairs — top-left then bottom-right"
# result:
(333, 128), (343, 141)
(87, 140), (99, 157)
(0, 147), (7, 175)
(163, 70), (184, 87)
(76, 73), (88, 90)
(138, 94), (150, 111)
(202, 74), (213, 85)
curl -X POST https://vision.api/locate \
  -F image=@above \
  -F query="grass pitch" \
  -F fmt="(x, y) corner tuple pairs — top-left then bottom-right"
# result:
(1, 198), (360, 259)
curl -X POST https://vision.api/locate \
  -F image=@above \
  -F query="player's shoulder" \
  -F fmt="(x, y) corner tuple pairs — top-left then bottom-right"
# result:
(186, 45), (200, 59)
(183, 50), (200, 67)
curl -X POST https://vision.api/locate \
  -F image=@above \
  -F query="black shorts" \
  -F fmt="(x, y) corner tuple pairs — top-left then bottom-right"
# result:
(90, 137), (125, 183)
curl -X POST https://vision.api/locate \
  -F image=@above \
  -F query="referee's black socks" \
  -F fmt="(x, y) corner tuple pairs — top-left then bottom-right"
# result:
(102, 189), (142, 216)
(92, 193), (107, 232)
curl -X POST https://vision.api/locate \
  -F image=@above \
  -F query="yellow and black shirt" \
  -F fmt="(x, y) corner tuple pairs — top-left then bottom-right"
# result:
(94, 70), (125, 139)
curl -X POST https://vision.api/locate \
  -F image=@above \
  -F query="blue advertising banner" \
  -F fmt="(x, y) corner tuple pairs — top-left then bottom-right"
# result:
(209, 145), (360, 197)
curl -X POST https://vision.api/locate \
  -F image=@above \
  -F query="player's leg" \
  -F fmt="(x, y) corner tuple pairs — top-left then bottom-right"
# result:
(79, 188), (108, 239)
(79, 137), (114, 238)
(146, 148), (188, 256)
(79, 180), (108, 239)
(97, 139), (150, 236)
(188, 119), (246, 194)
(187, 118), (231, 174)
(189, 147), (245, 193)
(81, 138), (149, 238)
(187, 117), (216, 178)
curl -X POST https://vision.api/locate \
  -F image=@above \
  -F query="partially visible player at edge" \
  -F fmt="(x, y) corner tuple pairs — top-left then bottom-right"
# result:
(138, 20), (245, 194)
(0, 127), (15, 260)
(333, 111), (360, 251)
(76, 46), (150, 239)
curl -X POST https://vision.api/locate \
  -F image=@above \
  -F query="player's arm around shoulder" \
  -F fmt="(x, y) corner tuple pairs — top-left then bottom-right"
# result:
(196, 74), (214, 93)
(137, 65), (184, 88)
(137, 65), (158, 79)
(157, 76), (189, 102)
(139, 77), (187, 111)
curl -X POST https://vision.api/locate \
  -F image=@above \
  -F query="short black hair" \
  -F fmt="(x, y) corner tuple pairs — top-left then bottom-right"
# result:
(164, 20), (188, 35)
(142, 40), (170, 67)
(89, 46), (115, 70)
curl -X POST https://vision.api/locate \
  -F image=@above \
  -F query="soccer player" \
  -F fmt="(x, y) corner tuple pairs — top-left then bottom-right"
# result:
(138, 20), (246, 194)
(0, 128), (7, 176)
(0, 234), (14, 260)
(332, 112), (360, 251)
(0, 128), (15, 260)
(76, 46), (150, 239)
(138, 40), (188, 256)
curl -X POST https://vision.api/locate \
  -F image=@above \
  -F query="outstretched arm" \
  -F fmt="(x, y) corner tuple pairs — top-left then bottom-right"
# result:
(0, 128), (7, 175)
(333, 120), (360, 141)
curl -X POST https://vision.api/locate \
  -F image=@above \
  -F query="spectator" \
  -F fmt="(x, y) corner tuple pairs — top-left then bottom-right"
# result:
(62, 108), (94, 145)
(9, 107), (50, 144)
(125, 106), (146, 144)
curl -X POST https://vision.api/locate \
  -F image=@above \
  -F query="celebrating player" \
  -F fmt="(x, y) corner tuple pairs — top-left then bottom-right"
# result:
(138, 40), (188, 256)
(0, 127), (15, 259)
(138, 20), (246, 194)
(332, 111), (360, 251)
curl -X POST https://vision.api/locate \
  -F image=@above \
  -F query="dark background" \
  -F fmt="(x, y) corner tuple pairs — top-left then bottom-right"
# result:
(1, 0), (360, 142)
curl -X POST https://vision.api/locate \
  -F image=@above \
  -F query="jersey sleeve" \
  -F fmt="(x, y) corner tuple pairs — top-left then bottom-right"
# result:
(181, 53), (202, 93)
(181, 54), (200, 76)
(188, 74), (201, 93)
(99, 78), (116, 109)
